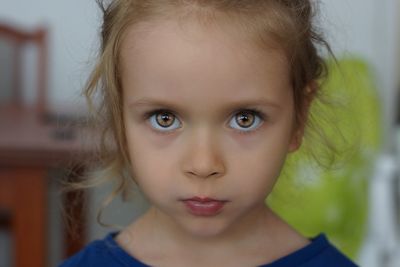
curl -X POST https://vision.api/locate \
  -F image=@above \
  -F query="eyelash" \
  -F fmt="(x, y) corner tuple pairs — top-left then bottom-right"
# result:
(234, 108), (266, 135)
(143, 108), (266, 135)
(143, 109), (180, 135)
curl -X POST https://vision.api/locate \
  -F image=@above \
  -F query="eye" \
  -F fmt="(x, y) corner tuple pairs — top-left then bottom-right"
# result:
(229, 109), (264, 133)
(147, 110), (182, 132)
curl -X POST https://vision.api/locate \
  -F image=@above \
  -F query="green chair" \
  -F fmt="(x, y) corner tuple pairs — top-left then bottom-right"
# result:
(267, 57), (382, 259)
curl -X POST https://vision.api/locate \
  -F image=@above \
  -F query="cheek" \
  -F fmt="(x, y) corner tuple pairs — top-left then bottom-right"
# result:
(228, 135), (289, 194)
(128, 146), (178, 200)
(125, 128), (175, 188)
(234, 154), (285, 189)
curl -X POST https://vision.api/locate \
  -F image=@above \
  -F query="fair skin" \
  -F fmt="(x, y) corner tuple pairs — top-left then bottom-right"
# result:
(117, 18), (309, 267)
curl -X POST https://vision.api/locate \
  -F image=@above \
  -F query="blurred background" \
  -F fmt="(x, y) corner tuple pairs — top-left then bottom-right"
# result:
(0, 0), (399, 267)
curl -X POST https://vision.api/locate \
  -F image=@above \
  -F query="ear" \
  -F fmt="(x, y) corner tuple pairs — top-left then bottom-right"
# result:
(288, 127), (303, 152)
(288, 82), (317, 153)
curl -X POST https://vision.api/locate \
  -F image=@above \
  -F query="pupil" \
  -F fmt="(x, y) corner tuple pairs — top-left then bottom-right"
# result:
(157, 112), (173, 127)
(237, 112), (254, 128)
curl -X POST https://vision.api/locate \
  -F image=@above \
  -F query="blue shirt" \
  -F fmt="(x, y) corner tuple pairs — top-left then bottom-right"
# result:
(59, 232), (358, 267)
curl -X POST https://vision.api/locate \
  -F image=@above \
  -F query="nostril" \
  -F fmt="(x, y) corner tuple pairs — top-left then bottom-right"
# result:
(186, 171), (221, 179)
(183, 155), (226, 179)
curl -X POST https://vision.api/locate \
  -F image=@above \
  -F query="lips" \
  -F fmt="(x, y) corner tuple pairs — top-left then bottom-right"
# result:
(182, 197), (227, 217)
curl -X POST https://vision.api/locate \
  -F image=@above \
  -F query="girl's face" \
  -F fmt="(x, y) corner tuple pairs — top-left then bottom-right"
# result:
(121, 19), (300, 238)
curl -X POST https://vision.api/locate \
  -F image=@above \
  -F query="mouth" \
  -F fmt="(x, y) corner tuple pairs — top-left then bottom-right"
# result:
(181, 196), (228, 217)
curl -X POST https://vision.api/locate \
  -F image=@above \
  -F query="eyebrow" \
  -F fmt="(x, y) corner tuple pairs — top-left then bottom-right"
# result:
(128, 97), (282, 111)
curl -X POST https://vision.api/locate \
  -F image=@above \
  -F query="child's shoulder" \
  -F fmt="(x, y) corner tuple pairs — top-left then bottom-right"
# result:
(261, 234), (358, 267)
(58, 232), (148, 267)
(58, 232), (358, 267)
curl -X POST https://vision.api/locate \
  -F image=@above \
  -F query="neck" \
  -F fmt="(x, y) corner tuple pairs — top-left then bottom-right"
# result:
(119, 204), (308, 267)
(129, 205), (280, 262)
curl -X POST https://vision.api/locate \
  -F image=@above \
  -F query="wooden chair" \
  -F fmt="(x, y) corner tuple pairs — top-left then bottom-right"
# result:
(0, 22), (49, 267)
(0, 23), (47, 115)
(0, 22), (89, 267)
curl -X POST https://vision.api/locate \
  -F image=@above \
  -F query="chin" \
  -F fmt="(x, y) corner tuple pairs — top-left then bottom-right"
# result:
(177, 216), (234, 239)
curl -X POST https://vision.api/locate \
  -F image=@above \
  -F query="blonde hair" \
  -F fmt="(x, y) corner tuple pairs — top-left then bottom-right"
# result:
(70, 0), (334, 226)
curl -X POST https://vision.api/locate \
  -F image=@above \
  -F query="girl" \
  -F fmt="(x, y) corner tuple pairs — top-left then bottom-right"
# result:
(61, 0), (358, 266)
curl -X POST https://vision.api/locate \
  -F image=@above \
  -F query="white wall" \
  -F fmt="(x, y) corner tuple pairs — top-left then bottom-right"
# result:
(319, 0), (400, 151)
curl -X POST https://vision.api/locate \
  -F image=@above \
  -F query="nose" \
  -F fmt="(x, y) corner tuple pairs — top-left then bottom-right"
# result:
(182, 130), (226, 179)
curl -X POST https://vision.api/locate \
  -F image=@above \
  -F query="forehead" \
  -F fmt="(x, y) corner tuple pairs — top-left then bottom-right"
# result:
(119, 18), (291, 104)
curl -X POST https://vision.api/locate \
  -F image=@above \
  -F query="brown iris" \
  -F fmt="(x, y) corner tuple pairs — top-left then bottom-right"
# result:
(156, 112), (175, 127)
(235, 111), (255, 128)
